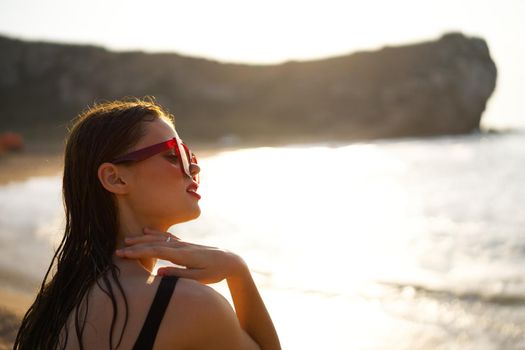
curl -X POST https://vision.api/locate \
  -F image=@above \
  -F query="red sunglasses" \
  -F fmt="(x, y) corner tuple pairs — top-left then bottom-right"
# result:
(111, 134), (199, 184)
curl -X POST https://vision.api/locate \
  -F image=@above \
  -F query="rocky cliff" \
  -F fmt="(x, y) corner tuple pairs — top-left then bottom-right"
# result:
(0, 32), (497, 144)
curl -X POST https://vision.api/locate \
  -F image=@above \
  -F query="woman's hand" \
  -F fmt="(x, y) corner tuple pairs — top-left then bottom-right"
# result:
(117, 228), (281, 349)
(115, 227), (248, 284)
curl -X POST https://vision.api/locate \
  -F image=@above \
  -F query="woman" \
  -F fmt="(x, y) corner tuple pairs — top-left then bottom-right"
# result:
(14, 99), (281, 349)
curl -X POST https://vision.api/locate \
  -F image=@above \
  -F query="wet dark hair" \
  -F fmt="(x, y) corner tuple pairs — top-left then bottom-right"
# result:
(14, 98), (175, 349)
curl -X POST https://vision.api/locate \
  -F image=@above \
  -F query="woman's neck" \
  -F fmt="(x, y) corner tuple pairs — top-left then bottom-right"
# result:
(116, 221), (167, 275)
(113, 253), (157, 276)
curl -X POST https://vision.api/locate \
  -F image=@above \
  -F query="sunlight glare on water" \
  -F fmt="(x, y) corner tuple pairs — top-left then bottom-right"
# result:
(191, 144), (422, 296)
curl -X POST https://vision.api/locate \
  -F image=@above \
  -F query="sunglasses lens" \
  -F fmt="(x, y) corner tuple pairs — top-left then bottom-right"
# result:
(181, 143), (199, 184)
(191, 154), (200, 184)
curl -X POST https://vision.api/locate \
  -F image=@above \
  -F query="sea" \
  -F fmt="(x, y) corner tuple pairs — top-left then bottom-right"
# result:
(1, 130), (524, 349)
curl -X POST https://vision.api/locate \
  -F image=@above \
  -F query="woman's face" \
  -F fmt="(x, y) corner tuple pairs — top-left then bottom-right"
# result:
(121, 118), (201, 226)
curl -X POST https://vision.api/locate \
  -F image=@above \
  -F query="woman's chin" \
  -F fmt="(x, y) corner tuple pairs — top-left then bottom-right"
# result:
(188, 207), (202, 221)
(170, 207), (201, 225)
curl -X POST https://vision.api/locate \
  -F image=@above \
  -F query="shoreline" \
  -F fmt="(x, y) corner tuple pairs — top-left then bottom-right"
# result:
(0, 152), (63, 186)
(0, 287), (33, 317)
(1, 128), (521, 186)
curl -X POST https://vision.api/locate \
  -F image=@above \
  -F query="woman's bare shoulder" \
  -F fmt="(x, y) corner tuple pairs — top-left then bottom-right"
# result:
(171, 277), (226, 304)
(165, 277), (234, 329)
(159, 278), (260, 350)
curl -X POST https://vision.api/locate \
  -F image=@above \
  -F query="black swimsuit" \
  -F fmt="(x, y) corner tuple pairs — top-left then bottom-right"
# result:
(132, 276), (179, 350)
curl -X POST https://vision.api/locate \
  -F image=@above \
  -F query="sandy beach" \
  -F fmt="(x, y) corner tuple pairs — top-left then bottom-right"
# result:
(0, 288), (33, 349)
(0, 152), (63, 186)
(0, 138), (65, 186)
(0, 141), (61, 348)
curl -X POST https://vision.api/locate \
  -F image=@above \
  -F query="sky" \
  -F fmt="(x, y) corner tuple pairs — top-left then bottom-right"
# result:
(0, 0), (524, 129)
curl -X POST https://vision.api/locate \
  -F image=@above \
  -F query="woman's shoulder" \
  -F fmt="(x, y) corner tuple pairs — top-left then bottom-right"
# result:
(171, 277), (228, 307)
(164, 277), (235, 331)
(159, 277), (259, 350)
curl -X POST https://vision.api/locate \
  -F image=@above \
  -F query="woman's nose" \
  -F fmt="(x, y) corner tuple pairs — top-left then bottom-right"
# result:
(190, 163), (200, 176)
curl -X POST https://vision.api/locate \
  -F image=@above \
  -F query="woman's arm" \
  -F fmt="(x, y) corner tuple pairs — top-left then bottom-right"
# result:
(226, 255), (281, 350)
(116, 227), (281, 350)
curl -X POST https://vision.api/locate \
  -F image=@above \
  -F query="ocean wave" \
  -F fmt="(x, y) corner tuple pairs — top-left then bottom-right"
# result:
(375, 281), (525, 306)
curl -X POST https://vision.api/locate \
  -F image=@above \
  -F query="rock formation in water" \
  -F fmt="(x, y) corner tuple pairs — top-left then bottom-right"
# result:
(0, 32), (497, 144)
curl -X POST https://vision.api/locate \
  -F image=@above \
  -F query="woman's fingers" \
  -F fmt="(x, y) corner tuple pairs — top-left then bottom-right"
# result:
(143, 227), (178, 238)
(183, 242), (219, 249)
(125, 233), (180, 245)
(125, 235), (216, 251)
(117, 230), (237, 285)
(116, 245), (191, 266)
(123, 227), (180, 245)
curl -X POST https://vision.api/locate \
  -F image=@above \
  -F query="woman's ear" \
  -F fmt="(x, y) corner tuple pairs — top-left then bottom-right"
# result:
(97, 162), (130, 194)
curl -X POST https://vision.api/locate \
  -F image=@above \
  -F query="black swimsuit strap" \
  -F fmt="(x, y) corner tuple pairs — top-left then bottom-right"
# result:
(133, 275), (179, 350)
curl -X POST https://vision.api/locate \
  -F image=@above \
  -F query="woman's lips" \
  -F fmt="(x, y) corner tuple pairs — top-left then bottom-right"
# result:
(187, 189), (201, 199)
(186, 182), (200, 199)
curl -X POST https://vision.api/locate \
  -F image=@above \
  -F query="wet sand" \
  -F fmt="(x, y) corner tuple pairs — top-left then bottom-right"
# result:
(0, 152), (64, 186)
(0, 288), (33, 350)
(0, 138), (64, 186)
(0, 307), (21, 350)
